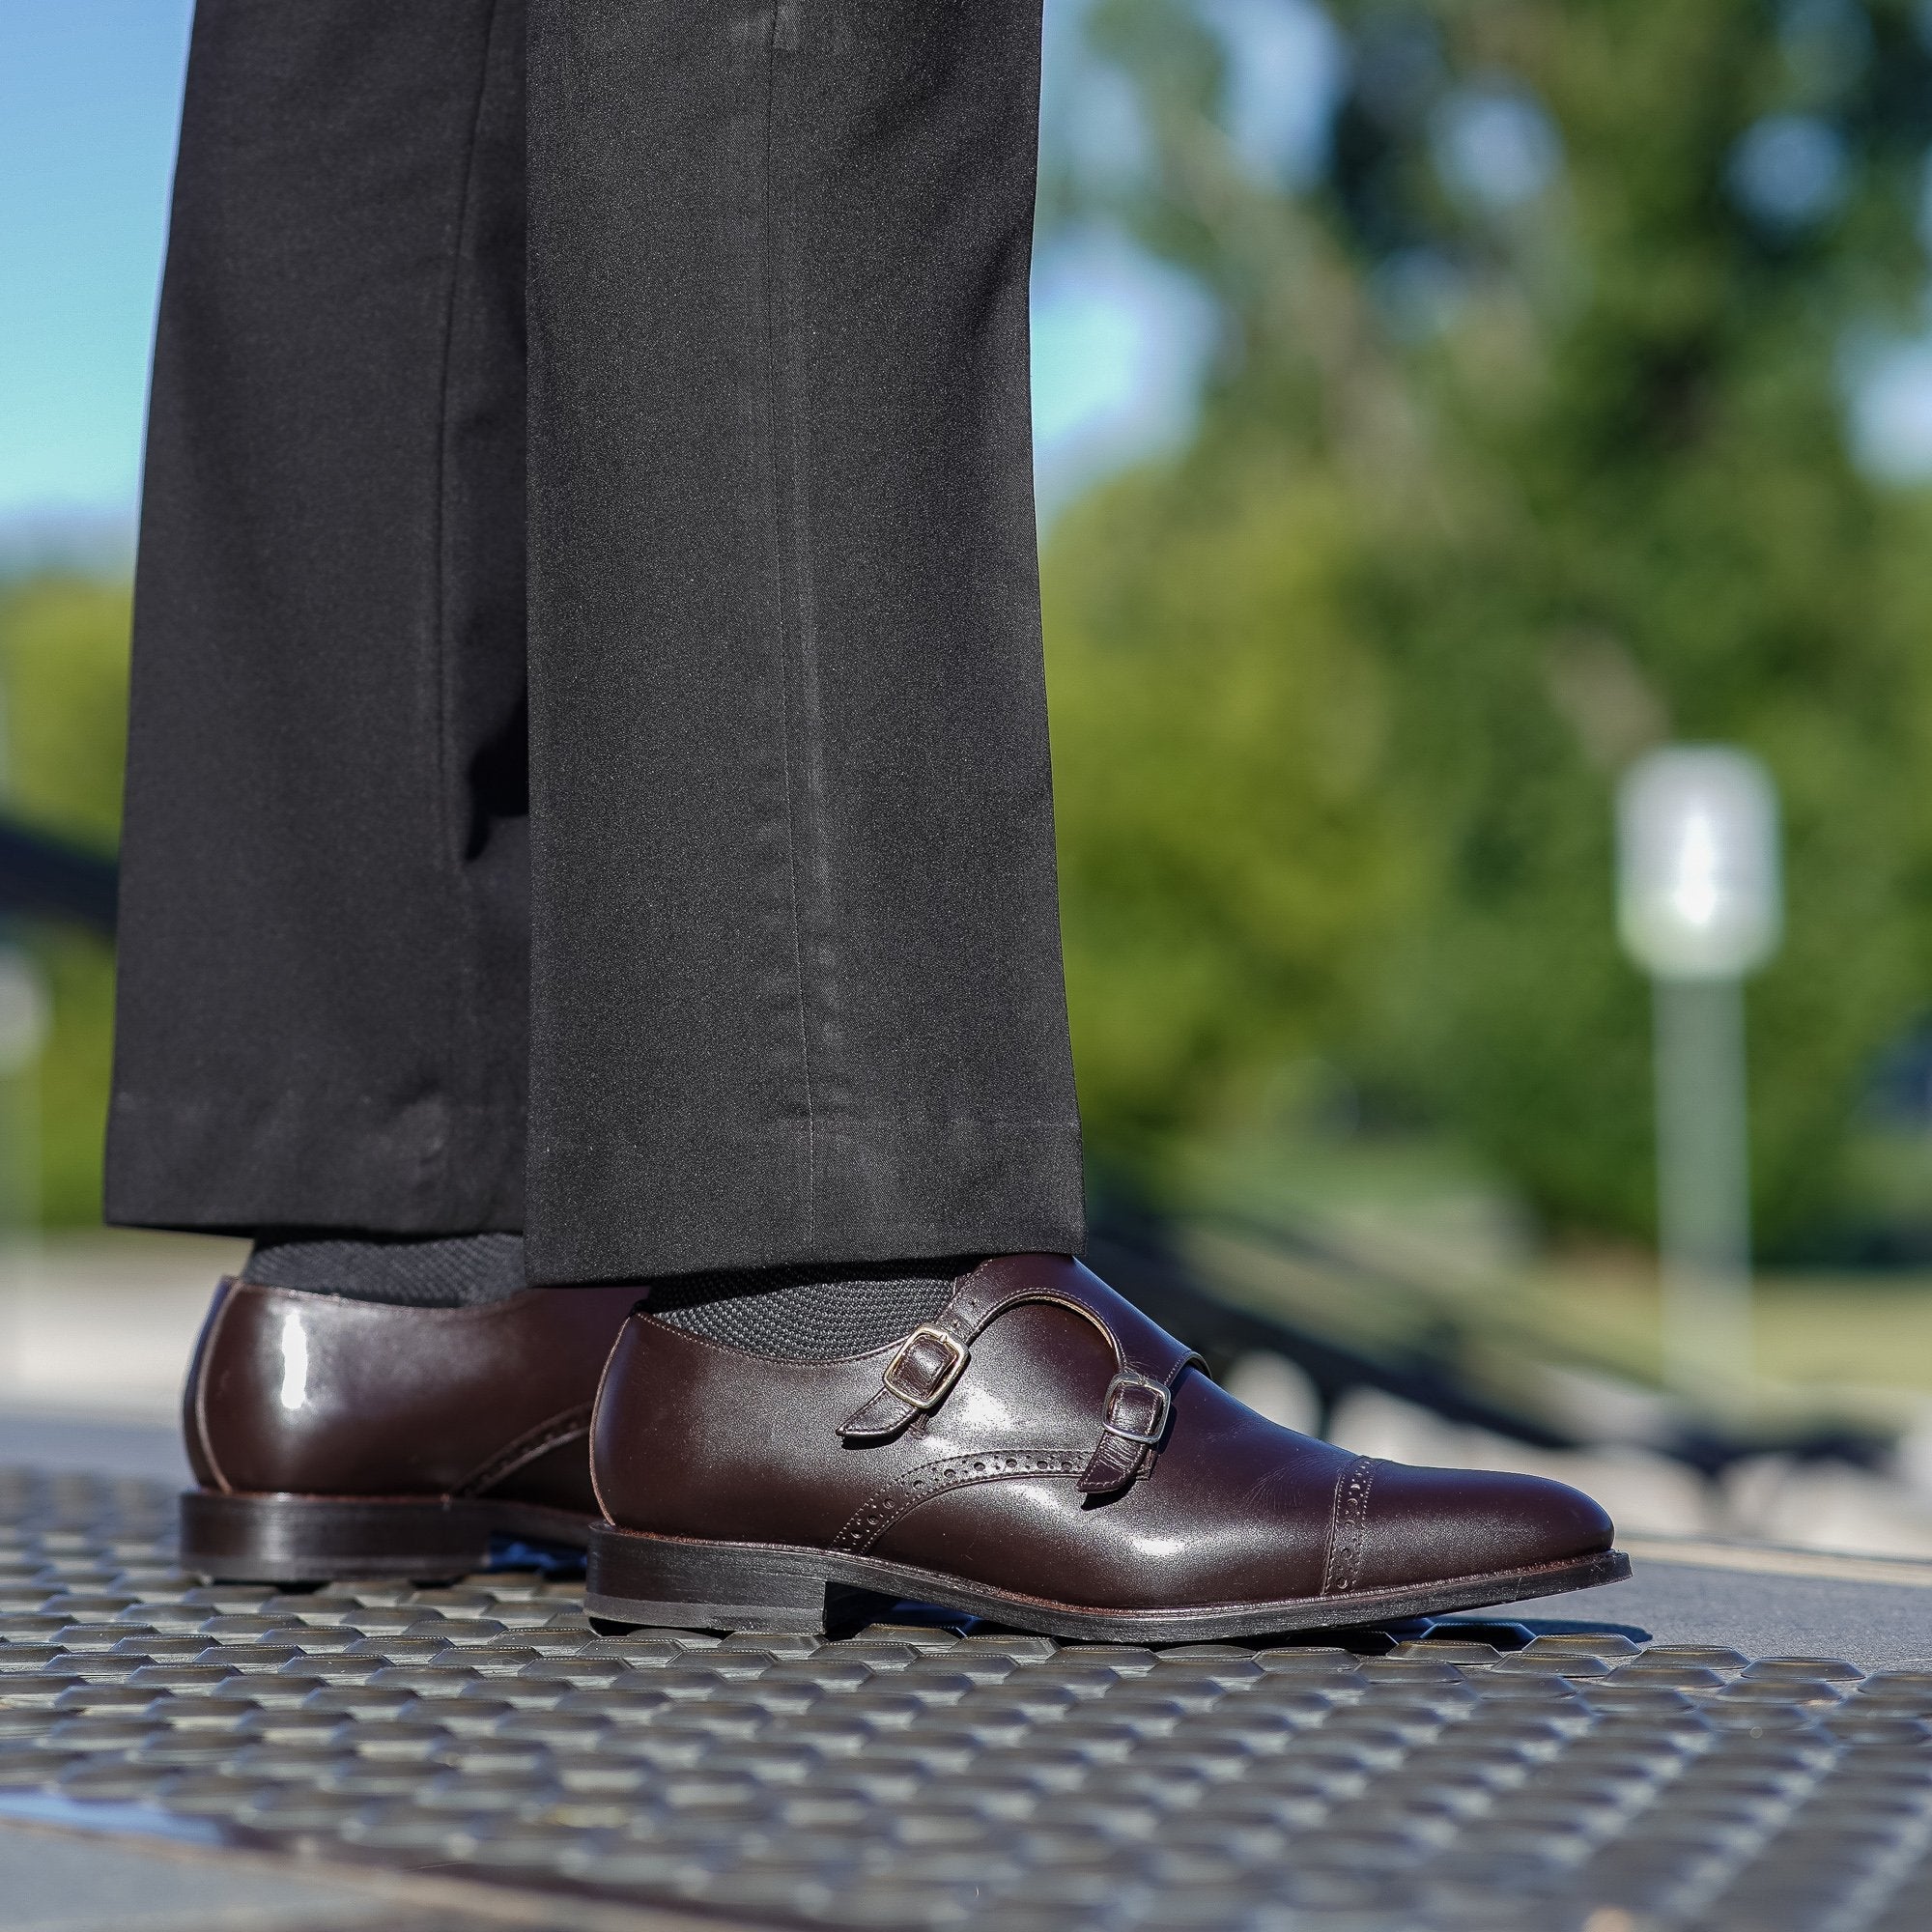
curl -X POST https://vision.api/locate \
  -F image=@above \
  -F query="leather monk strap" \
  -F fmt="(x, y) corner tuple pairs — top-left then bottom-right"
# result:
(838, 1256), (1203, 1494)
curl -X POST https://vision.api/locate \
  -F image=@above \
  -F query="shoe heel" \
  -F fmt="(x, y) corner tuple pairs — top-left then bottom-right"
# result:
(585, 1524), (874, 1634)
(179, 1490), (493, 1584)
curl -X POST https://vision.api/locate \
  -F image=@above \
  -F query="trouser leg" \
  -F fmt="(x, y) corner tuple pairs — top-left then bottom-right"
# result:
(106, 0), (530, 1235)
(113, 0), (1083, 1274)
(525, 0), (1083, 1282)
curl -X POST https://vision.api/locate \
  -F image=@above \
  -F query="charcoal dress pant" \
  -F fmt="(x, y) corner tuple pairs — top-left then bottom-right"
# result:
(105, 0), (1084, 1286)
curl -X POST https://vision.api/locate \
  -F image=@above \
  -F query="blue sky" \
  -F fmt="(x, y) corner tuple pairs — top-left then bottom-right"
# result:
(0, 1), (196, 532)
(9, 0), (1927, 546)
(0, 0), (1223, 547)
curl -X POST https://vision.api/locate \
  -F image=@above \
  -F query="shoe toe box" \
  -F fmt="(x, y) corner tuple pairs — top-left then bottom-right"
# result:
(1347, 1462), (1615, 1595)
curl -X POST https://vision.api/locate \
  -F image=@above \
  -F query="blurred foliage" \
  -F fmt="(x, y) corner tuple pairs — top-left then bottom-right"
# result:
(10, 0), (1932, 1257)
(1043, 0), (1932, 1249)
(0, 576), (128, 1226)
(1048, 461), (1412, 1156)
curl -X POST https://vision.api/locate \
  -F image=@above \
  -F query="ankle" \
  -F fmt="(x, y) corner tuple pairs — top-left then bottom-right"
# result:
(245, 1232), (527, 1308)
(643, 1257), (982, 1360)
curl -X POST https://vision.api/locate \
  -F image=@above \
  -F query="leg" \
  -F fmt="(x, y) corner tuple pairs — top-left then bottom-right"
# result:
(530, 6), (1625, 1636)
(122, 0), (632, 1580)
(524, 0), (1084, 1283)
(109, 0), (529, 1236)
(138, 0), (1623, 1627)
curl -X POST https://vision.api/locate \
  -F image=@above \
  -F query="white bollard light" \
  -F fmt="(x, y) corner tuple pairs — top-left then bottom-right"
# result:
(1615, 748), (1782, 1396)
(0, 949), (50, 1078)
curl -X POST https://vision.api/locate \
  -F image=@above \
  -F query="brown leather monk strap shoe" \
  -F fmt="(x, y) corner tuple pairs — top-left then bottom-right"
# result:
(180, 1278), (640, 1582)
(584, 1254), (1628, 1640)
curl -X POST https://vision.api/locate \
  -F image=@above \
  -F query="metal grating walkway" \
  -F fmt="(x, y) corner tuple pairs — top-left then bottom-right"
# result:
(0, 1468), (1929, 1931)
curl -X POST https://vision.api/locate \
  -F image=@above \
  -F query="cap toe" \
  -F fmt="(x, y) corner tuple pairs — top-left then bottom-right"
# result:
(1347, 1462), (1615, 1595)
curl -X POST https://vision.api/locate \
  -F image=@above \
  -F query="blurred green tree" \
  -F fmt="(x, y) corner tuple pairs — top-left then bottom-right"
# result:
(0, 575), (128, 1226)
(1044, 0), (1932, 1247)
(9, 1), (1932, 1254)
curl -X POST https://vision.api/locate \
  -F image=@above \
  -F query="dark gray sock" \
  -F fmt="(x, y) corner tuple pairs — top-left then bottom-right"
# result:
(245, 1233), (528, 1308)
(645, 1260), (977, 1360)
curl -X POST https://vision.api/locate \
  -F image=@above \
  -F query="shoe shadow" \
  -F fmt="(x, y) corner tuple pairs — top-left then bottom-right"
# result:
(847, 1604), (1656, 1651)
(1427, 1612), (1655, 1645)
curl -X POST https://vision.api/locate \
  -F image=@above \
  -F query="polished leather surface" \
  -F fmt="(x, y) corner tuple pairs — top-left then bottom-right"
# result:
(185, 1279), (640, 1502)
(592, 1253), (1615, 1612)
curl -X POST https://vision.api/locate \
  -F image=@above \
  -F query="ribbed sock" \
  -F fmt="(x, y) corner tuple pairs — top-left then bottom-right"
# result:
(645, 1259), (979, 1360)
(244, 1233), (527, 1308)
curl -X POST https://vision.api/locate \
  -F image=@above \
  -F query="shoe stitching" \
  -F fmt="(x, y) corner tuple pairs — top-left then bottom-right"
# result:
(458, 1404), (594, 1497)
(190, 1280), (242, 1495)
(242, 1282), (627, 1332)
(832, 1450), (1090, 1555)
(1321, 1454), (1377, 1598)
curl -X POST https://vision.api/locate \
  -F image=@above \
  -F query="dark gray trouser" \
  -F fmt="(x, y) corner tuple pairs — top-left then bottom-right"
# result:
(105, 0), (1084, 1285)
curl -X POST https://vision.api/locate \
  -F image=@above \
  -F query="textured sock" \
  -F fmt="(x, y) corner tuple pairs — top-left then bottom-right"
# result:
(244, 1233), (528, 1308)
(645, 1259), (979, 1360)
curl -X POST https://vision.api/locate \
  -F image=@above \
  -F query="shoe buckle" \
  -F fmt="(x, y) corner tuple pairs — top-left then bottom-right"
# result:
(1101, 1369), (1172, 1447)
(881, 1325), (970, 1409)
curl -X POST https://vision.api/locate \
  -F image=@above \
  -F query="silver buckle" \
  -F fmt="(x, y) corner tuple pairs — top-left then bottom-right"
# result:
(881, 1325), (970, 1409)
(1102, 1371), (1171, 1446)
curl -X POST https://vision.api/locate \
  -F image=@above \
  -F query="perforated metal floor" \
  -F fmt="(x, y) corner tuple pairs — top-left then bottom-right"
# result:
(1, 1469), (1929, 1932)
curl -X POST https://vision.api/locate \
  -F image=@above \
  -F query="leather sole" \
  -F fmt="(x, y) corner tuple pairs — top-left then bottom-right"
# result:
(583, 1524), (1634, 1641)
(179, 1490), (594, 1584)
